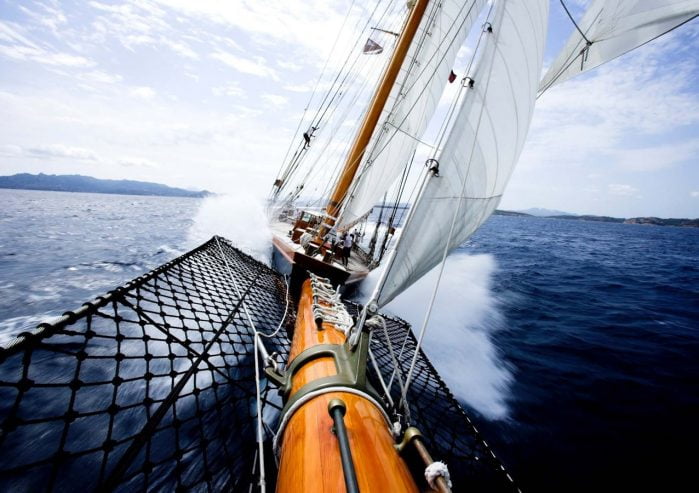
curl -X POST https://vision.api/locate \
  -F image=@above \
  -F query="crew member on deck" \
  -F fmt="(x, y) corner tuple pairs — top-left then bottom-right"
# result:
(342, 233), (353, 267)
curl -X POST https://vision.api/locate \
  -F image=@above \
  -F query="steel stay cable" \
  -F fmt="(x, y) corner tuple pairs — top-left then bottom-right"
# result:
(277, 0), (417, 211)
(277, 1), (406, 206)
(273, 0), (360, 191)
(272, 0), (397, 201)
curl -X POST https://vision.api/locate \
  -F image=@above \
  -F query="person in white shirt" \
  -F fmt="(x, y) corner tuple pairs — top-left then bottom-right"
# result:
(342, 233), (353, 267)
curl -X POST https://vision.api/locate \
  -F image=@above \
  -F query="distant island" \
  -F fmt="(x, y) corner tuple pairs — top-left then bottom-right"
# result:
(494, 209), (698, 228)
(518, 207), (575, 217)
(0, 173), (210, 198)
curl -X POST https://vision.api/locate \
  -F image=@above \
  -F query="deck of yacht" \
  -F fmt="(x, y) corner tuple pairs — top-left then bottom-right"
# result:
(270, 221), (370, 284)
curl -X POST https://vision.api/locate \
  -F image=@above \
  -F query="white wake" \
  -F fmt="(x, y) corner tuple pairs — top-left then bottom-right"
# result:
(362, 252), (512, 420)
(187, 193), (272, 264)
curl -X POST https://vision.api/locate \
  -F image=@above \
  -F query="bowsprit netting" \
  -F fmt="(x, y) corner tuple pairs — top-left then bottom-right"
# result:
(0, 237), (292, 492)
(357, 307), (520, 492)
(0, 236), (516, 492)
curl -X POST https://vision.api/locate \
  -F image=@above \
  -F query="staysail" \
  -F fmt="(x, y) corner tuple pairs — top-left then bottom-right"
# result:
(336, 0), (487, 229)
(374, 0), (549, 307)
(539, 0), (699, 93)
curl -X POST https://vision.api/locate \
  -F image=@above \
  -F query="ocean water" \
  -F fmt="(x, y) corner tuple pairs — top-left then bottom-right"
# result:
(468, 216), (699, 492)
(1, 189), (698, 492)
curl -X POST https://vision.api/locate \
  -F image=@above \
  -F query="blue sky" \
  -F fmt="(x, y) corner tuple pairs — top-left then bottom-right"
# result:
(0, 0), (697, 218)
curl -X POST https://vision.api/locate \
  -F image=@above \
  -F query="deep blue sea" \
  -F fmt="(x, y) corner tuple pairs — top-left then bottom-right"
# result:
(1, 189), (698, 492)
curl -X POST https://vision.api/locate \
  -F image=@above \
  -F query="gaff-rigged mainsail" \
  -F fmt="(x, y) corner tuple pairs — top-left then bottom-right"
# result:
(336, 0), (487, 230)
(539, 0), (699, 93)
(373, 0), (549, 307)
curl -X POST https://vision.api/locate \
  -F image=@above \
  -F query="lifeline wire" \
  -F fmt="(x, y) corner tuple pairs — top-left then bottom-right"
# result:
(215, 237), (267, 493)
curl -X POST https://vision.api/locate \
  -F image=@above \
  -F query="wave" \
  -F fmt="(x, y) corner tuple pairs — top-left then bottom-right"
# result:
(359, 252), (512, 420)
(187, 194), (271, 265)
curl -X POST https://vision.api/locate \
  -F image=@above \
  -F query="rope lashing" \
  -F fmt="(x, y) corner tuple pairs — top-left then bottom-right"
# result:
(309, 273), (353, 334)
(425, 461), (452, 490)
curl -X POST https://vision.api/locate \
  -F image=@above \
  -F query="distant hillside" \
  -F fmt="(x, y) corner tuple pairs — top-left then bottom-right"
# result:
(495, 208), (698, 227)
(546, 214), (697, 227)
(494, 209), (531, 217)
(624, 217), (699, 227)
(0, 173), (210, 198)
(519, 207), (575, 217)
(548, 214), (624, 223)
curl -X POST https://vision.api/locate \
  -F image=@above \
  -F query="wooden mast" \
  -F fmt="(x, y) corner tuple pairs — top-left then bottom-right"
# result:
(273, 4), (434, 490)
(322, 0), (431, 230)
(275, 278), (419, 492)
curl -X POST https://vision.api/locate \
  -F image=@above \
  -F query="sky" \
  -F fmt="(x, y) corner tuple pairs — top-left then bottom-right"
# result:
(0, 0), (697, 218)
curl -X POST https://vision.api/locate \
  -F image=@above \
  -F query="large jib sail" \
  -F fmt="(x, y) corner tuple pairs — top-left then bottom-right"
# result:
(336, 0), (488, 229)
(539, 0), (699, 93)
(373, 0), (549, 307)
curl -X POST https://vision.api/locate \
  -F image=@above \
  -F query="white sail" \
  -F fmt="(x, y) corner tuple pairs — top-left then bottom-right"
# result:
(374, 0), (549, 307)
(540, 0), (699, 93)
(336, 0), (488, 229)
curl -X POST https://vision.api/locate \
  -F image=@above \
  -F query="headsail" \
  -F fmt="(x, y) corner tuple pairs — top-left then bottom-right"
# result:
(539, 0), (699, 93)
(373, 0), (549, 307)
(336, 0), (487, 230)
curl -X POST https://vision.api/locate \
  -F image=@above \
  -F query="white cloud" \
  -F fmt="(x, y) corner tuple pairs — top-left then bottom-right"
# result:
(282, 83), (313, 92)
(212, 83), (244, 97)
(119, 157), (158, 168)
(0, 144), (22, 156)
(526, 34), (699, 172)
(210, 51), (278, 80)
(691, 191), (699, 198)
(0, 20), (40, 48)
(610, 140), (699, 172)
(0, 44), (94, 67)
(18, 3), (67, 32)
(150, 0), (358, 59)
(276, 59), (303, 72)
(85, 0), (198, 61)
(129, 86), (156, 99)
(0, 19), (94, 68)
(164, 40), (198, 59)
(0, 144), (99, 161)
(608, 184), (639, 196)
(262, 94), (288, 107)
(79, 70), (123, 84)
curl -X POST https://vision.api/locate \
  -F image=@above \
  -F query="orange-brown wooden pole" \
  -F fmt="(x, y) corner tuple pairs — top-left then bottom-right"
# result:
(276, 280), (418, 492)
(323, 0), (431, 224)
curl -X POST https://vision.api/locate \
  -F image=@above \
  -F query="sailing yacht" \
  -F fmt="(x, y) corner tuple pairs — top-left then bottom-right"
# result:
(0, 1), (696, 492)
(267, 0), (699, 491)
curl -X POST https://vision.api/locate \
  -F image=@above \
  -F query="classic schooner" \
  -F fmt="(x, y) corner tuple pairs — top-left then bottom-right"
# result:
(0, 1), (697, 492)
(268, 0), (699, 491)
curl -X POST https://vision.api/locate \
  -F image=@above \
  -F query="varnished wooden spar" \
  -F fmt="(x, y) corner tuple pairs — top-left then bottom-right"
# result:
(276, 280), (418, 493)
(320, 0), (431, 233)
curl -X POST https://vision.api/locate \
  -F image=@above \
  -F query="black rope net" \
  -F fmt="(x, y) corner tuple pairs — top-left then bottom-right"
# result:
(358, 306), (519, 492)
(0, 236), (516, 492)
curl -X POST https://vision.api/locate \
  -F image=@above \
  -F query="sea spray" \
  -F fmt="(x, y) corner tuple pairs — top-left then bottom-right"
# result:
(360, 252), (512, 420)
(187, 193), (272, 264)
